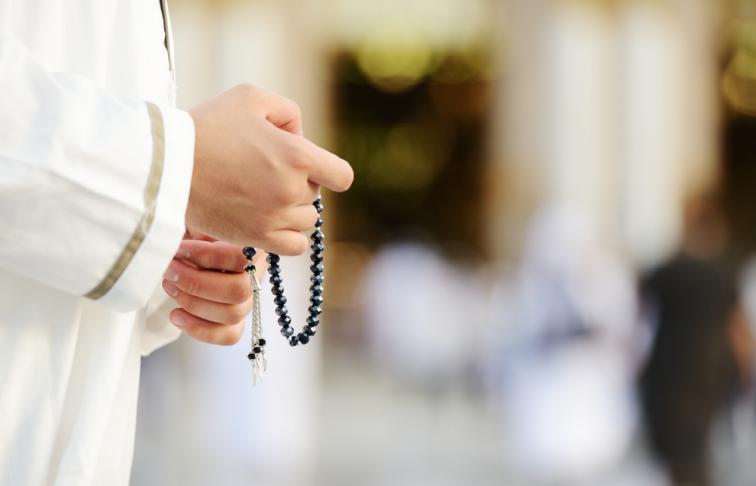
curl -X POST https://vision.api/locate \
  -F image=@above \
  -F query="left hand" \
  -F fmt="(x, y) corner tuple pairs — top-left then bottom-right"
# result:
(162, 235), (260, 345)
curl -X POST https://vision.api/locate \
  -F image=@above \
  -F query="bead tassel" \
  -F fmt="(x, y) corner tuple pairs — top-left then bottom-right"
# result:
(242, 197), (325, 383)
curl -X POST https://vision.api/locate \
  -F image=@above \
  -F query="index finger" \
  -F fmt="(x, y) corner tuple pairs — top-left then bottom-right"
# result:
(178, 239), (249, 273)
(297, 137), (354, 193)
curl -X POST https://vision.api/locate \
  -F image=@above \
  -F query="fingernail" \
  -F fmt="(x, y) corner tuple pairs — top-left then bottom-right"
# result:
(171, 312), (186, 328)
(164, 263), (180, 282)
(162, 280), (178, 297)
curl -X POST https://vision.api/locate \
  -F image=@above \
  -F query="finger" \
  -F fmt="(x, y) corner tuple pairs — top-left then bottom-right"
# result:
(289, 135), (353, 192)
(163, 280), (252, 325)
(298, 180), (321, 206)
(169, 308), (244, 346)
(275, 204), (319, 233)
(263, 91), (303, 135)
(164, 259), (252, 304)
(265, 230), (309, 256)
(185, 229), (216, 242)
(178, 239), (248, 272)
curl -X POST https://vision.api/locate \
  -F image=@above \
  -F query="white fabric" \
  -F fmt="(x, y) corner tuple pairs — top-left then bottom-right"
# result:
(0, 1), (195, 485)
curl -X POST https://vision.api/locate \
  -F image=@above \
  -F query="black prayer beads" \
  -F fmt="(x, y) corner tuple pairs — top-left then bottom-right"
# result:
(242, 196), (325, 352)
(269, 196), (324, 346)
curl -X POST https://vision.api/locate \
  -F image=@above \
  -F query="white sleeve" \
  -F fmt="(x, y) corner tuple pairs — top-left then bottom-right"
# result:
(142, 285), (182, 356)
(0, 35), (195, 312)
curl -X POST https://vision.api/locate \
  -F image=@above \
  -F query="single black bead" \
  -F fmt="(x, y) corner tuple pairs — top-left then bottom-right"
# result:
(253, 346), (262, 354)
(304, 326), (316, 337)
(272, 285), (284, 296)
(244, 264), (256, 274)
(289, 335), (300, 346)
(266, 254), (281, 264)
(311, 242), (325, 253)
(311, 274), (325, 285)
(269, 265), (281, 276)
(278, 315), (292, 326)
(275, 306), (288, 316)
(315, 218), (324, 228)
(269, 274), (283, 286)
(310, 253), (323, 264)
(310, 294), (324, 306)
(310, 284), (323, 296)
(315, 204), (324, 215)
(307, 315), (320, 327)
(312, 231), (324, 242)
(281, 326), (294, 337)
(310, 263), (324, 274)
(257, 338), (267, 346)
(243, 247), (256, 259)
(308, 305), (322, 315)
(274, 295), (287, 306)
(298, 333), (310, 345)
(247, 352), (256, 360)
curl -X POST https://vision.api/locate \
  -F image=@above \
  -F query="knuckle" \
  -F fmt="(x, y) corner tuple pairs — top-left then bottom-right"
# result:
(274, 183), (300, 206)
(229, 304), (249, 324)
(254, 213), (275, 235)
(285, 143), (311, 170)
(194, 248), (214, 269)
(185, 274), (202, 297)
(219, 325), (244, 346)
(229, 278), (252, 303)
(283, 235), (308, 256)
(307, 206), (319, 226)
(182, 295), (201, 315)
(286, 99), (302, 119)
(193, 326), (214, 344)
(236, 83), (257, 97)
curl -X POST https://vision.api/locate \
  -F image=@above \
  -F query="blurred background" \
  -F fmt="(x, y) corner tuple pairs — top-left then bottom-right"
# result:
(132, 0), (756, 484)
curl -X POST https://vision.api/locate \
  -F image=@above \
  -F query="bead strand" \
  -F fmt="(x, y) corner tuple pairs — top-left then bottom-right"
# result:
(267, 196), (324, 346)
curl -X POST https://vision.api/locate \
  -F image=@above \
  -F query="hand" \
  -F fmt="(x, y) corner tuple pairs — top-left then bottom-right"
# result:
(162, 237), (259, 345)
(186, 84), (354, 255)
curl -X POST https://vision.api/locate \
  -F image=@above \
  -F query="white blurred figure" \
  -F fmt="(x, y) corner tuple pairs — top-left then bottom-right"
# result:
(501, 206), (665, 486)
(360, 240), (493, 390)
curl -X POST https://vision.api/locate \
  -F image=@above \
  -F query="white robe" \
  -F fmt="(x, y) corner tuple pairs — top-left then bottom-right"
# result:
(0, 1), (195, 485)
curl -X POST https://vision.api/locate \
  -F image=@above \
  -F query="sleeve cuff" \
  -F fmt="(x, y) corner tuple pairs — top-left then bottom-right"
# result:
(97, 103), (195, 312)
(141, 285), (183, 356)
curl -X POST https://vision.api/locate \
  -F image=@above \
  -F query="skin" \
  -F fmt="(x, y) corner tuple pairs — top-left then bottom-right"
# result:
(163, 84), (353, 345)
(162, 234), (259, 345)
(186, 84), (353, 255)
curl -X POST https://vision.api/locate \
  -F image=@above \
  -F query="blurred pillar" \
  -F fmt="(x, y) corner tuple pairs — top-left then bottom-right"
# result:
(496, 0), (619, 255)
(495, 0), (721, 265)
(617, 0), (720, 268)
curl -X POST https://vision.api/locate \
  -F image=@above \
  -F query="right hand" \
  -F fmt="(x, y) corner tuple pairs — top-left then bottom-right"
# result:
(185, 84), (353, 255)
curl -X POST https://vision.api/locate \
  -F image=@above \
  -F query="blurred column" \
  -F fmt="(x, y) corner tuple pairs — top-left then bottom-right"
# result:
(496, 0), (619, 253)
(495, 0), (721, 264)
(617, 0), (720, 268)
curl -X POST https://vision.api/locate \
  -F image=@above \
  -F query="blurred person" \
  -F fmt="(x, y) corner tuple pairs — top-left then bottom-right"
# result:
(360, 239), (492, 390)
(637, 192), (756, 486)
(639, 255), (739, 486)
(501, 206), (660, 486)
(0, 2), (353, 486)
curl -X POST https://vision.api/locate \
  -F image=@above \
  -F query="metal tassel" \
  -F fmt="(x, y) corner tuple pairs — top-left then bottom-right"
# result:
(249, 272), (267, 385)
